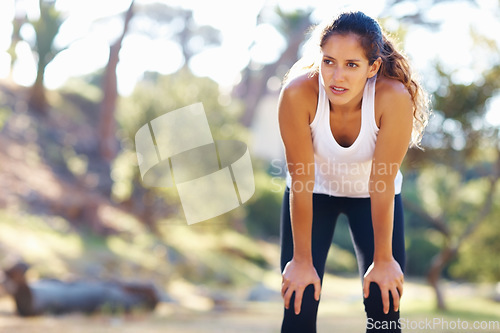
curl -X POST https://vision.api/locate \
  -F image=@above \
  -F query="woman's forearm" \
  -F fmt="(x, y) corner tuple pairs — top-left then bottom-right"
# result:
(370, 184), (396, 262)
(289, 186), (314, 263)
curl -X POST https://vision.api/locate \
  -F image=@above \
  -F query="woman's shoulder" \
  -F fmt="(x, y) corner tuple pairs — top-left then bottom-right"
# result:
(375, 75), (411, 102)
(281, 71), (319, 101)
(279, 71), (319, 123)
(374, 75), (413, 122)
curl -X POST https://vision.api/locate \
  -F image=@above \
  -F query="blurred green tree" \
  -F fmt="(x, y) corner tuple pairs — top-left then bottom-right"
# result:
(132, 2), (221, 66)
(97, 1), (222, 163)
(449, 199), (500, 283)
(114, 68), (246, 230)
(233, 6), (313, 127)
(28, 0), (64, 113)
(7, 5), (25, 81)
(403, 61), (500, 309)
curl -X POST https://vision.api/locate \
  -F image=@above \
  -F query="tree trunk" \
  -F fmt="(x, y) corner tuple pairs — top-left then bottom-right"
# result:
(405, 167), (499, 310)
(234, 18), (311, 127)
(28, 61), (48, 113)
(238, 36), (303, 127)
(98, 0), (135, 162)
(426, 172), (499, 310)
(426, 244), (458, 310)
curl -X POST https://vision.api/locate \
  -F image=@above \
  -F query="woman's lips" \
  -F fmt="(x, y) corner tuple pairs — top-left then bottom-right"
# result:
(329, 85), (348, 95)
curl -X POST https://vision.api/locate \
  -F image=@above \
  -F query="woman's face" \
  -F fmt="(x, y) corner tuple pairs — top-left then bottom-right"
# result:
(320, 33), (380, 109)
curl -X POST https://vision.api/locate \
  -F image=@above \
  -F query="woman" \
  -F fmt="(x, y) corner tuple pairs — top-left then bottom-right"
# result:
(278, 11), (430, 332)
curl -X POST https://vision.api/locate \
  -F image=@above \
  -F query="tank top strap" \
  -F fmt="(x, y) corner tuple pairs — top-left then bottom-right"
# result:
(361, 74), (378, 131)
(310, 74), (329, 128)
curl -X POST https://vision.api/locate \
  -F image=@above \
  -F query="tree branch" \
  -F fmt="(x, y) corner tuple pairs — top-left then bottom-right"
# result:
(402, 198), (450, 236)
(455, 148), (500, 246)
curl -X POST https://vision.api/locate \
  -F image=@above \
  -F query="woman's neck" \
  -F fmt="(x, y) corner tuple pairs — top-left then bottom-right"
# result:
(330, 97), (362, 114)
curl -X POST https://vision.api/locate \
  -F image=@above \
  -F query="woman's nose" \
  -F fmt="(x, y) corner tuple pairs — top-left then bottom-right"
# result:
(332, 68), (345, 82)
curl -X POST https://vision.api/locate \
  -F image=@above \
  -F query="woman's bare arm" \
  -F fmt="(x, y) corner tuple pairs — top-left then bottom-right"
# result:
(278, 74), (321, 315)
(364, 78), (413, 314)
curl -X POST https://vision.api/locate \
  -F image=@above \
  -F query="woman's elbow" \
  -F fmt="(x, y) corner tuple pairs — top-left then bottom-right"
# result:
(369, 178), (395, 198)
(289, 176), (315, 194)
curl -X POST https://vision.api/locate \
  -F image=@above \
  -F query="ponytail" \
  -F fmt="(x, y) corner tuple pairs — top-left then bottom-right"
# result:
(380, 35), (431, 148)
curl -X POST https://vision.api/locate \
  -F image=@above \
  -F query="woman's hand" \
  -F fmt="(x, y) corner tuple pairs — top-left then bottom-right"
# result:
(363, 258), (404, 314)
(281, 258), (321, 315)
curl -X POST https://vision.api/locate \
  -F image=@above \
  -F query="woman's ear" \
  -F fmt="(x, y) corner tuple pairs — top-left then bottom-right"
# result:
(368, 57), (382, 78)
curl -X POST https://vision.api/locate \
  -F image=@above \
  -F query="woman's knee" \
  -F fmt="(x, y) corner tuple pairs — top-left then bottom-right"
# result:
(363, 282), (399, 316)
(281, 284), (320, 332)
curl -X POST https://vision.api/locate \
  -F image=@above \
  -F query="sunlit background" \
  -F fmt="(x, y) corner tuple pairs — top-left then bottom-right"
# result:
(1, 0), (500, 124)
(1, 1), (498, 87)
(0, 0), (499, 331)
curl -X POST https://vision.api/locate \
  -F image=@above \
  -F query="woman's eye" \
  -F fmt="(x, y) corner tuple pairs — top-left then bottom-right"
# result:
(347, 63), (358, 68)
(323, 59), (333, 65)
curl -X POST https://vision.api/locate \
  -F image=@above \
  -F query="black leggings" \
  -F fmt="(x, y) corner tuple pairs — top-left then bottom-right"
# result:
(280, 188), (406, 333)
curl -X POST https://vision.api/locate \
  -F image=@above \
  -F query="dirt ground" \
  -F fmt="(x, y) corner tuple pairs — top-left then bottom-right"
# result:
(0, 298), (366, 333)
(3, 299), (499, 333)
(0, 273), (369, 333)
(1, 276), (498, 333)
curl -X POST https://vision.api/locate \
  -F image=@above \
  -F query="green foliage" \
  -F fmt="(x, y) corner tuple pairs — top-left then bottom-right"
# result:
(273, 6), (313, 36)
(331, 214), (355, 253)
(324, 244), (357, 274)
(134, 3), (221, 63)
(0, 205), (276, 293)
(449, 191), (500, 282)
(116, 68), (245, 144)
(416, 166), (491, 228)
(405, 59), (500, 285)
(32, 0), (64, 66)
(330, 215), (359, 274)
(405, 233), (440, 276)
(0, 106), (12, 131)
(401, 171), (442, 277)
(430, 64), (500, 154)
(112, 68), (247, 227)
(244, 168), (284, 238)
(402, 160), (498, 280)
(157, 224), (277, 287)
(60, 77), (103, 104)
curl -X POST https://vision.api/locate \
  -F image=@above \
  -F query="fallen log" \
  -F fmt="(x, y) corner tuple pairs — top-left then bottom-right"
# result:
(3, 262), (159, 316)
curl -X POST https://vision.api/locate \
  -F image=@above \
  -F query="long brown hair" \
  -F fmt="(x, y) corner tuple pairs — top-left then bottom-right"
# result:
(283, 11), (431, 148)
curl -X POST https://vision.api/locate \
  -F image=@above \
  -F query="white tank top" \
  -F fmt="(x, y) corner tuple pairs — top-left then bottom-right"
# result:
(286, 74), (403, 197)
